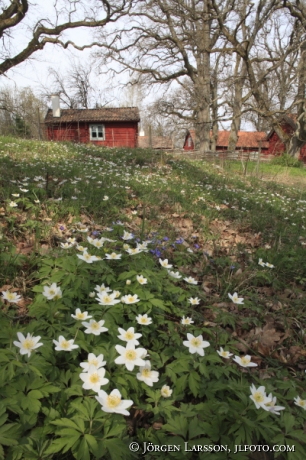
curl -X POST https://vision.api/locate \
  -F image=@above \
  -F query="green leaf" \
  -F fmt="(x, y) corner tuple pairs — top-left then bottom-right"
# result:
(76, 437), (90, 460)
(162, 414), (188, 438)
(52, 418), (82, 432)
(188, 371), (200, 397)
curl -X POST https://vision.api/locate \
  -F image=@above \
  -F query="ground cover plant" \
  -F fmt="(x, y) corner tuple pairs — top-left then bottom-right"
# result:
(1, 136), (306, 460)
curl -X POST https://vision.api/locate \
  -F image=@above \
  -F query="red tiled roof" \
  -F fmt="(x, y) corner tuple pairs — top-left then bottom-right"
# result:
(138, 136), (173, 149)
(44, 107), (140, 123)
(186, 129), (268, 149)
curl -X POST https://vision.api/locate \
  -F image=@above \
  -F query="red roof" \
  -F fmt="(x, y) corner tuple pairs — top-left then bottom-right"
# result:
(44, 107), (140, 123)
(187, 129), (268, 149)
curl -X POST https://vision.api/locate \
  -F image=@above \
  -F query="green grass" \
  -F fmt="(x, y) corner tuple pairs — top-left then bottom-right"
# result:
(1, 136), (306, 460)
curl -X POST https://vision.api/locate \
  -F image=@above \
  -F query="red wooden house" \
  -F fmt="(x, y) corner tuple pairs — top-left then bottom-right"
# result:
(44, 97), (140, 148)
(183, 129), (268, 152)
(265, 115), (306, 159)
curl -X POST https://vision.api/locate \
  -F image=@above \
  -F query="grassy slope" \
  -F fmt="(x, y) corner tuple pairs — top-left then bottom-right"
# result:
(1, 136), (306, 458)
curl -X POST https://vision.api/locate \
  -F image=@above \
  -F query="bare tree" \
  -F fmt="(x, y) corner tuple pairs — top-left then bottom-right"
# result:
(0, 85), (46, 137)
(213, 0), (305, 156)
(0, 0), (131, 76)
(95, 0), (237, 154)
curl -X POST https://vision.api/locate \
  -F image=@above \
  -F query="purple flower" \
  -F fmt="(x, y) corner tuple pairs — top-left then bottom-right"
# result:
(163, 237), (169, 241)
(92, 231), (100, 236)
(194, 244), (200, 249)
(59, 225), (65, 231)
(175, 238), (184, 244)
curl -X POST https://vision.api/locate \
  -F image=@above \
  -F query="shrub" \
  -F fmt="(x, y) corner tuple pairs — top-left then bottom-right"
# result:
(271, 154), (302, 168)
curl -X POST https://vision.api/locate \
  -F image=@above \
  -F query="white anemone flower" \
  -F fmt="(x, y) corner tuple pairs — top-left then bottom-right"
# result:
(159, 258), (173, 268)
(96, 292), (121, 306)
(265, 262), (274, 268)
(80, 353), (106, 371)
(183, 276), (198, 285)
(79, 365), (109, 393)
(105, 252), (122, 260)
(217, 347), (233, 359)
(77, 252), (99, 263)
(121, 294), (140, 304)
(264, 394), (285, 415)
(294, 396), (306, 410)
(167, 270), (182, 279)
(115, 343), (147, 371)
(126, 247), (142, 255)
(183, 333), (210, 356)
(82, 319), (108, 335)
(228, 292), (244, 304)
(136, 275), (147, 285)
(136, 314), (152, 325)
(188, 297), (200, 305)
(13, 332), (43, 357)
(9, 201), (18, 207)
(91, 239), (104, 249)
(1, 291), (22, 304)
(42, 283), (62, 300)
(76, 244), (87, 252)
(181, 316), (194, 325)
(233, 355), (257, 368)
(96, 389), (133, 415)
(249, 384), (272, 410)
(161, 385), (173, 398)
(258, 258), (266, 267)
(71, 309), (92, 321)
(117, 327), (142, 346)
(122, 230), (134, 240)
(95, 284), (111, 294)
(60, 242), (73, 249)
(136, 361), (159, 387)
(53, 336), (79, 351)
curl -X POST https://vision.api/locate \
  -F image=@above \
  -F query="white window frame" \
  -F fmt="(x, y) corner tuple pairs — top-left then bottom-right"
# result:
(187, 136), (192, 147)
(89, 124), (105, 141)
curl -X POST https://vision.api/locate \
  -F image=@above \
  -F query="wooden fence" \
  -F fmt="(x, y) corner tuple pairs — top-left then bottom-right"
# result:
(167, 149), (275, 162)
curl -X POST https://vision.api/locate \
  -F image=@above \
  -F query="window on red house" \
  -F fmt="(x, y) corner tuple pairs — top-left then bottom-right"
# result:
(90, 124), (105, 140)
(187, 136), (192, 147)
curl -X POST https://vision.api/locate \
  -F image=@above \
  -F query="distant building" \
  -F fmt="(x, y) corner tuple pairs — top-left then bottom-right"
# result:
(44, 96), (140, 148)
(183, 129), (268, 152)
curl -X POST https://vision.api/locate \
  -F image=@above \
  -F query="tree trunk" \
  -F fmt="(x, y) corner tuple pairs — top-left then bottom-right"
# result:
(195, 0), (211, 154)
(288, 40), (306, 157)
(228, 58), (246, 152)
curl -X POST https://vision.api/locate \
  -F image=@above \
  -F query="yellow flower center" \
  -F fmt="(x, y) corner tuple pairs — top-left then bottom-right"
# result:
(76, 313), (85, 319)
(89, 358), (99, 366)
(300, 400), (306, 407)
(254, 392), (264, 403)
(125, 331), (134, 340)
(61, 340), (70, 349)
(7, 293), (15, 300)
(106, 395), (121, 408)
(221, 351), (228, 357)
(23, 339), (35, 349)
(128, 296), (134, 302)
(103, 296), (111, 303)
(89, 373), (99, 384)
(49, 290), (55, 296)
(141, 369), (151, 377)
(91, 322), (99, 330)
(241, 357), (250, 365)
(125, 350), (137, 361)
(191, 338), (201, 347)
